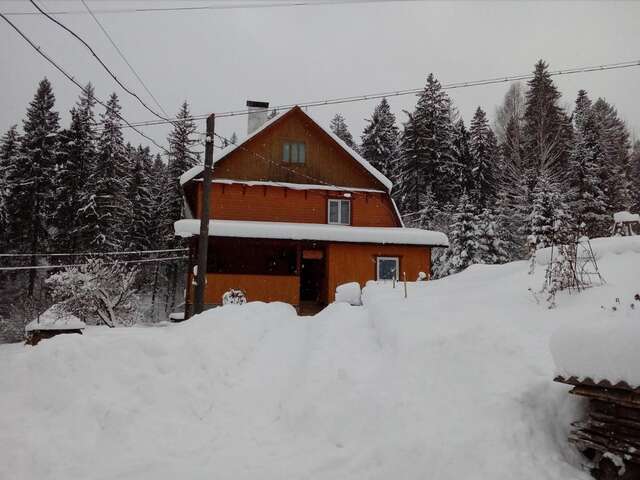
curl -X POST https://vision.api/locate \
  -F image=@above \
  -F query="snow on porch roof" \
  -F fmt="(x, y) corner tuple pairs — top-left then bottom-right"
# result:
(179, 106), (393, 192)
(174, 219), (449, 247)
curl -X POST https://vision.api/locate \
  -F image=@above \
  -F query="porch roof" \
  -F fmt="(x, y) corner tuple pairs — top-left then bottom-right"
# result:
(174, 219), (449, 247)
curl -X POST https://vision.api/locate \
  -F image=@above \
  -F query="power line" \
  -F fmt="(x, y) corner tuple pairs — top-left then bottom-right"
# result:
(3, 0), (428, 16)
(30, 0), (176, 127)
(107, 59), (640, 130)
(0, 256), (188, 272)
(79, 0), (170, 118)
(0, 248), (188, 258)
(0, 10), (171, 154)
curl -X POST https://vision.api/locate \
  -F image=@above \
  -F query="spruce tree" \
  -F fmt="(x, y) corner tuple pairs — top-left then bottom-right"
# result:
(469, 107), (499, 207)
(166, 101), (200, 243)
(0, 126), (20, 250)
(631, 141), (640, 212)
(330, 113), (358, 151)
(477, 208), (510, 265)
(523, 60), (571, 181)
(5, 79), (59, 294)
(396, 73), (456, 213)
(360, 98), (399, 179)
(87, 92), (129, 251)
(52, 84), (97, 252)
(567, 90), (608, 237)
(435, 193), (481, 277)
(529, 175), (571, 249)
(451, 118), (473, 198)
(124, 145), (154, 251)
(591, 98), (633, 213)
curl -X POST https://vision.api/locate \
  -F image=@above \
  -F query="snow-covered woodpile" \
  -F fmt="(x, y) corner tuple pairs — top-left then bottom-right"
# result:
(554, 376), (640, 480)
(24, 306), (86, 346)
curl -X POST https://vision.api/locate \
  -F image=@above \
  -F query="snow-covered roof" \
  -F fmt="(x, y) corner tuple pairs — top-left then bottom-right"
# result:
(613, 210), (640, 223)
(25, 306), (86, 332)
(208, 178), (385, 194)
(174, 219), (449, 247)
(179, 107), (393, 192)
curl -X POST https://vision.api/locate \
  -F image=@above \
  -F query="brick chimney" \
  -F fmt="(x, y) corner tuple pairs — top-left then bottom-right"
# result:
(246, 100), (269, 135)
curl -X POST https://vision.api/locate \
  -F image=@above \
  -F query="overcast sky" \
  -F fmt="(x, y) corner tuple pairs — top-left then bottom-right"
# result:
(1, 0), (639, 156)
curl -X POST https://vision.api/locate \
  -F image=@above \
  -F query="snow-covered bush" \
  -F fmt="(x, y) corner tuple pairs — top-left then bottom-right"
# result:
(222, 289), (247, 306)
(46, 258), (140, 327)
(335, 282), (362, 306)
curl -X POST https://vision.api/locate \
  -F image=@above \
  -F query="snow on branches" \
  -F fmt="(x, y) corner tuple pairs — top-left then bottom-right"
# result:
(46, 258), (140, 327)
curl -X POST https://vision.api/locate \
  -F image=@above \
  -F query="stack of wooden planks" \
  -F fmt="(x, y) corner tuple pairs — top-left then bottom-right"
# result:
(555, 376), (640, 480)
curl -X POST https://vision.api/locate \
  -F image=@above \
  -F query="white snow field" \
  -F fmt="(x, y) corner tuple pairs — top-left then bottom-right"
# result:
(1, 238), (639, 480)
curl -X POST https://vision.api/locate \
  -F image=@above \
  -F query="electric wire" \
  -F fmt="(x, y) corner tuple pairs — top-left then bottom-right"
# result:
(79, 0), (170, 118)
(0, 10), (171, 154)
(0, 256), (188, 272)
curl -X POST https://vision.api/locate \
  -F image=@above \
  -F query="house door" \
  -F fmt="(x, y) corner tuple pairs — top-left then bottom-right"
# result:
(300, 249), (325, 304)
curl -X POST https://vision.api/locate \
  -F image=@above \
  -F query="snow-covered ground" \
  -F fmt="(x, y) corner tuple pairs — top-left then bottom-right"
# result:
(1, 239), (639, 479)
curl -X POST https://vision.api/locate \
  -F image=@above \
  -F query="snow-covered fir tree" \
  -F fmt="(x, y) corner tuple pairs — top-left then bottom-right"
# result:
(396, 73), (456, 213)
(0, 125), (20, 250)
(477, 208), (510, 265)
(360, 98), (399, 179)
(5, 79), (59, 294)
(124, 145), (155, 251)
(330, 113), (358, 151)
(451, 118), (473, 198)
(86, 93), (129, 251)
(166, 101), (200, 243)
(528, 175), (572, 249)
(567, 90), (608, 237)
(435, 193), (481, 277)
(51, 84), (97, 252)
(494, 82), (525, 144)
(523, 60), (571, 181)
(469, 107), (499, 207)
(631, 141), (640, 212)
(591, 98), (633, 213)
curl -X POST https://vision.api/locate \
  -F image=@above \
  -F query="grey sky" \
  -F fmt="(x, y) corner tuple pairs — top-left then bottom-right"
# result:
(1, 0), (639, 156)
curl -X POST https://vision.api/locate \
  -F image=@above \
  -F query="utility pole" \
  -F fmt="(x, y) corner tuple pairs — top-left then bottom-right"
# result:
(193, 113), (215, 315)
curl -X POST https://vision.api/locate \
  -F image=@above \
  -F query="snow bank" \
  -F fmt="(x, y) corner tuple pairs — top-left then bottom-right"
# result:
(334, 282), (362, 305)
(550, 312), (640, 388)
(536, 235), (640, 265)
(6, 247), (640, 478)
(175, 219), (449, 247)
(24, 306), (85, 332)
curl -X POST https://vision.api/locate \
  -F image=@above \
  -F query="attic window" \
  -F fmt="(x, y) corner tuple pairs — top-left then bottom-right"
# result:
(283, 142), (305, 164)
(328, 199), (351, 225)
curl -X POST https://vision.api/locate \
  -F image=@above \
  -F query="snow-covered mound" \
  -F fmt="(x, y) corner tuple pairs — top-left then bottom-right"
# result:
(2, 245), (639, 479)
(24, 306), (85, 332)
(535, 235), (640, 265)
(551, 307), (640, 388)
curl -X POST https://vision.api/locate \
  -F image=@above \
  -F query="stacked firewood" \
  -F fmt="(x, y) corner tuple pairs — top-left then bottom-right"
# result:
(555, 376), (640, 480)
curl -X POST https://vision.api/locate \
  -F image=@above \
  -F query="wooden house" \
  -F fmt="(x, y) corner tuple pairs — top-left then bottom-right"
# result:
(176, 102), (448, 316)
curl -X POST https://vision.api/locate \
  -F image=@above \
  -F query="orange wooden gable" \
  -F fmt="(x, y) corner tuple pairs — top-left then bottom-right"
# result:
(211, 106), (390, 191)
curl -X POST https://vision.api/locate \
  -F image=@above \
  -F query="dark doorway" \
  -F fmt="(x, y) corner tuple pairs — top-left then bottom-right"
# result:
(300, 252), (325, 304)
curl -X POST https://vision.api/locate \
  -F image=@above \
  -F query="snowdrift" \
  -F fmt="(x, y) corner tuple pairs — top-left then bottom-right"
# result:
(2, 240), (639, 479)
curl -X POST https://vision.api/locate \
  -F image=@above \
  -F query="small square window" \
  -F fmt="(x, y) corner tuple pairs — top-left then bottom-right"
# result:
(283, 142), (305, 164)
(328, 199), (350, 225)
(377, 257), (399, 281)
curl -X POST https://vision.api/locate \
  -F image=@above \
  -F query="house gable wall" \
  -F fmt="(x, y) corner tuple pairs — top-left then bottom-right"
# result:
(212, 107), (386, 191)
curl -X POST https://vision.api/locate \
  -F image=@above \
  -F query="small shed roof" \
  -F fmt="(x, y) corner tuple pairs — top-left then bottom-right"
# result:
(25, 306), (86, 332)
(614, 211), (640, 223)
(174, 219), (449, 247)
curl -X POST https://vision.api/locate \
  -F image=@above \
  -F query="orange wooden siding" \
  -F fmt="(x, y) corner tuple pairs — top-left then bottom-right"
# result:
(194, 182), (401, 227)
(190, 273), (300, 307)
(325, 243), (431, 302)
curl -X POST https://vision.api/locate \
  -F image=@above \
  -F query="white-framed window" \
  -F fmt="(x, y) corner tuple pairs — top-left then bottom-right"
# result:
(328, 199), (351, 225)
(283, 142), (305, 164)
(376, 256), (399, 281)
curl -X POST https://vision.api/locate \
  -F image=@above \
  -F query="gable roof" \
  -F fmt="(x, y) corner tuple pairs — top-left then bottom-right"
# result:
(179, 106), (393, 192)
